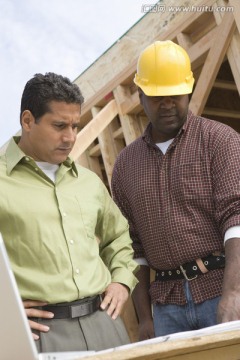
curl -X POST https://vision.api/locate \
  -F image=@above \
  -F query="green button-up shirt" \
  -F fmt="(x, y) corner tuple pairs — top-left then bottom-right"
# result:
(0, 138), (138, 303)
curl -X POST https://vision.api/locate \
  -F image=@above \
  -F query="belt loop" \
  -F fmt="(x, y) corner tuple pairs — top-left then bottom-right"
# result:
(196, 258), (209, 274)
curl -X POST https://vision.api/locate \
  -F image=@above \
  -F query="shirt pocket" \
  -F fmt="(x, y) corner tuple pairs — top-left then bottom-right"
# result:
(170, 162), (212, 203)
(75, 196), (98, 240)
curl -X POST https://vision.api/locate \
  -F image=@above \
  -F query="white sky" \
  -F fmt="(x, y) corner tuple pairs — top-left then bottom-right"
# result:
(0, 0), (158, 147)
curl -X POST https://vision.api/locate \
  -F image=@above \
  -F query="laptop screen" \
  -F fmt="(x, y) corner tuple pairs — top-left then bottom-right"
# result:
(0, 233), (38, 360)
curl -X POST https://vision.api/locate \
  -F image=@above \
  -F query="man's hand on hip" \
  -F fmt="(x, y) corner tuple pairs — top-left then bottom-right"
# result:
(23, 300), (54, 340)
(100, 283), (129, 320)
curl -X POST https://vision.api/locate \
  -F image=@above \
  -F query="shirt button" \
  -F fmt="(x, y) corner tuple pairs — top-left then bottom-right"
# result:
(70, 240), (74, 245)
(76, 269), (79, 274)
(62, 212), (67, 217)
(25, 157), (30, 161)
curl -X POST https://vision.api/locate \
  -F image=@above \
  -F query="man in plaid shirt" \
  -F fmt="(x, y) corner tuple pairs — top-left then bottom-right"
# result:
(112, 40), (240, 339)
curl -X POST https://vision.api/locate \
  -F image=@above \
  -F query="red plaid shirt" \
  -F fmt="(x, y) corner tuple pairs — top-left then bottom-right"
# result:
(112, 111), (240, 305)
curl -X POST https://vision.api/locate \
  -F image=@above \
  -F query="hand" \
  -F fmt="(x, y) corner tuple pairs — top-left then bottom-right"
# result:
(217, 292), (240, 323)
(23, 300), (54, 340)
(217, 238), (240, 323)
(138, 318), (155, 341)
(100, 283), (129, 320)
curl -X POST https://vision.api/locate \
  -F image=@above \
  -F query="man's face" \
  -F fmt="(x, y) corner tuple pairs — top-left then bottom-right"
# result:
(19, 101), (81, 164)
(139, 89), (189, 142)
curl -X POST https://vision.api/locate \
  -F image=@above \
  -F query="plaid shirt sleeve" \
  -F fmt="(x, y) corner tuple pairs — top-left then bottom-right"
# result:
(209, 126), (240, 235)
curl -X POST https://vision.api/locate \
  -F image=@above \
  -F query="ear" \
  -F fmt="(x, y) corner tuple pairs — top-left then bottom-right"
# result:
(21, 110), (35, 132)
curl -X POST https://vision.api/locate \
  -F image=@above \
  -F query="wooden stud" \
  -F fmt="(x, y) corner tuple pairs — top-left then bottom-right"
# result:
(214, 0), (240, 96)
(114, 85), (142, 146)
(91, 106), (117, 187)
(190, 12), (236, 115)
(70, 99), (118, 160)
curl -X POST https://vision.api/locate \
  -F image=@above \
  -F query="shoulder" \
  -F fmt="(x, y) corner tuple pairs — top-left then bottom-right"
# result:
(189, 114), (240, 148)
(114, 137), (144, 167)
(190, 114), (239, 136)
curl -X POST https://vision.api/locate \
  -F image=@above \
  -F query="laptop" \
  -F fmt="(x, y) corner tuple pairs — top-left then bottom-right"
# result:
(0, 233), (95, 360)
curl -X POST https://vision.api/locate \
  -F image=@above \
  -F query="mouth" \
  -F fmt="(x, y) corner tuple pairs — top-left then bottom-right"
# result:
(57, 147), (72, 152)
(159, 112), (177, 118)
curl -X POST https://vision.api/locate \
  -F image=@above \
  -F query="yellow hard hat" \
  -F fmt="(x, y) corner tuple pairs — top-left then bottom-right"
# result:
(134, 40), (194, 96)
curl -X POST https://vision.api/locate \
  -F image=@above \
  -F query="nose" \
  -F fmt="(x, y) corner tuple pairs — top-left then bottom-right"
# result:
(62, 127), (76, 143)
(159, 97), (175, 109)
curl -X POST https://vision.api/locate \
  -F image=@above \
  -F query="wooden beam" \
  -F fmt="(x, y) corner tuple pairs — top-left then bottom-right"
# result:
(79, 330), (240, 360)
(213, 79), (238, 91)
(153, 0), (217, 44)
(176, 32), (193, 49)
(89, 144), (101, 157)
(113, 127), (124, 140)
(91, 106), (117, 187)
(114, 85), (142, 146)
(203, 107), (240, 119)
(214, 0), (240, 96)
(229, 0), (240, 35)
(77, 146), (103, 180)
(70, 99), (118, 160)
(187, 26), (217, 70)
(190, 12), (236, 115)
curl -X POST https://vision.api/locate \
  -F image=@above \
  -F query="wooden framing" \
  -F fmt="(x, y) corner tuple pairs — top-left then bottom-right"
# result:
(71, 0), (240, 169)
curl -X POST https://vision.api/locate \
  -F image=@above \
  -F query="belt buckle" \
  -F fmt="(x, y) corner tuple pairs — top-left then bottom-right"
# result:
(180, 265), (198, 281)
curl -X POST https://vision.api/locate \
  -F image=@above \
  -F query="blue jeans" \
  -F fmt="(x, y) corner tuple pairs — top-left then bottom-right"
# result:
(153, 281), (220, 336)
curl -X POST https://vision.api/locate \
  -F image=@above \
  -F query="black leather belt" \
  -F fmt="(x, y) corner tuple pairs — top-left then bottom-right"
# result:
(42, 295), (101, 319)
(155, 253), (225, 282)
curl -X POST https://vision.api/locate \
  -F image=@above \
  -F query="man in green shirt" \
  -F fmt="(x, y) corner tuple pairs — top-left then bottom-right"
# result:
(0, 72), (138, 352)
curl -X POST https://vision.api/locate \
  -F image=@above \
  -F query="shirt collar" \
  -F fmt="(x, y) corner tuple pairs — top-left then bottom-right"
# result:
(5, 136), (78, 177)
(5, 137), (26, 175)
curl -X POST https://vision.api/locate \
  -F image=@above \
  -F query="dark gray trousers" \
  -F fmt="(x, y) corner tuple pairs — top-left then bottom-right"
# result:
(33, 309), (130, 352)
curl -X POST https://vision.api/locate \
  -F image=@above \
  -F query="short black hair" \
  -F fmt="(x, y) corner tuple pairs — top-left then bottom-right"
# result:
(20, 72), (84, 123)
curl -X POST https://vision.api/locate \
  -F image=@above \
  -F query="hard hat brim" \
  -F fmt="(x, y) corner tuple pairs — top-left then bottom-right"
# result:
(134, 78), (195, 97)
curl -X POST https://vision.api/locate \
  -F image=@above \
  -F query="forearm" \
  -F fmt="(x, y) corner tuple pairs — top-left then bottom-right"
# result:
(132, 265), (155, 340)
(132, 265), (152, 322)
(217, 237), (240, 322)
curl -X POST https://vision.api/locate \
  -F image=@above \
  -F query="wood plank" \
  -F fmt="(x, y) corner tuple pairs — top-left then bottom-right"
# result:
(109, 120), (125, 154)
(213, 79), (238, 91)
(176, 32), (193, 49)
(86, 149), (103, 180)
(229, 0), (240, 35)
(203, 107), (240, 119)
(113, 127), (124, 140)
(89, 144), (101, 157)
(187, 26), (218, 69)
(70, 99), (118, 160)
(78, 330), (240, 360)
(214, 0), (240, 96)
(114, 85), (142, 145)
(91, 107), (117, 186)
(189, 11), (236, 115)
